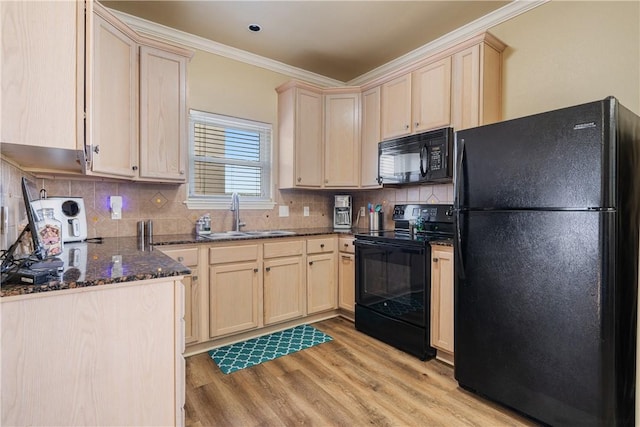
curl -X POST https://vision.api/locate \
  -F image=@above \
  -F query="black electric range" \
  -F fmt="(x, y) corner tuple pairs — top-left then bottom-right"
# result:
(354, 204), (454, 360)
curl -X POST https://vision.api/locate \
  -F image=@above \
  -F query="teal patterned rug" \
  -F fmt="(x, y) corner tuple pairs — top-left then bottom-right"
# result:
(209, 324), (333, 374)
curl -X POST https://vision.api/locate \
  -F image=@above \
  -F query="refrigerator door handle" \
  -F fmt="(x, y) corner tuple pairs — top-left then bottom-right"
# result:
(454, 138), (465, 210)
(454, 137), (466, 280)
(455, 211), (466, 281)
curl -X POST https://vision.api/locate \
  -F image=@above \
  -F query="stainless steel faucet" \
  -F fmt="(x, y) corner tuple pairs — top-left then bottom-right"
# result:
(230, 192), (245, 231)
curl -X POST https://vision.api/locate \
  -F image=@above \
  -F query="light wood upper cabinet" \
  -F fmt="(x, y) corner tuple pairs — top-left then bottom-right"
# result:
(451, 37), (504, 130)
(0, 0), (82, 150)
(0, 0), (85, 172)
(278, 82), (324, 189)
(381, 57), (452, 140)
(412, 57), (452, 132)
(88, 9), (139, 179)
(139, 45), (188, 182)
(360, 86), (382, 189)
(381, 74), (412, 140)
(324, 91), (361, 188)
(430, 244), (454, 365)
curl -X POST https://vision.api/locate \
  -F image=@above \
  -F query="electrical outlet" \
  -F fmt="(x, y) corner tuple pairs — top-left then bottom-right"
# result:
(359, 206), (366, 216)
(303, 206), (310, 216)
(279, 205), (289, 217)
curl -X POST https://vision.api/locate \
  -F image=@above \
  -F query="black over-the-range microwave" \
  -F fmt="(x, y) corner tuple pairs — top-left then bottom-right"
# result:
(378, 127), (453, 185)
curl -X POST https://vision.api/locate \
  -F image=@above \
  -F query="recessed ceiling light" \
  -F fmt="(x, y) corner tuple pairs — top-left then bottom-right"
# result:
(248, 24), (261, 32)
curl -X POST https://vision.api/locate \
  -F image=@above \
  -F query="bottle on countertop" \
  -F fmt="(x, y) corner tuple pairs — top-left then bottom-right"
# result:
(197, 214), (211, 235)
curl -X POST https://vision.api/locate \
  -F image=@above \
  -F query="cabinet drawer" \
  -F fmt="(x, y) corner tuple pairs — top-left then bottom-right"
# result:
(161, 247), (198, 266)
(338, 237), (355, 254)
(209, 244), (259, 264)
(264, 240), (304, 259)
(307, 237), (336, 254)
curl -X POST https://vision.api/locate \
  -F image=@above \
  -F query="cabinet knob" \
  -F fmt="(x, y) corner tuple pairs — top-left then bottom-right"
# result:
(433, 258), (439, 262)
(415, 122), (420, 127)
(320, 243), (325, 248)
(344, 243), (348, 248)
(254, 268), (259, 273)
(309, 261), (313, 266)
(297, 177), (302, 182)
(94, 145), (100, 154)
(132, 165), (138, 171)
(192, 275), (198, 281)
(180, 170), (185, 175)
(405, 124), (410, 129)
(266, 267), (271, 272)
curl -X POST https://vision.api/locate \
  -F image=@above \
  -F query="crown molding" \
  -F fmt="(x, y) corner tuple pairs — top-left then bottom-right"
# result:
(348, 0), (549, 86)
(108, 9), (345, 88)
(109, 0), (548, 88)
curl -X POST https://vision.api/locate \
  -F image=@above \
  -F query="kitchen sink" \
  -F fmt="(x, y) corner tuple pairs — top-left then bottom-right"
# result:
(201, 230), (296, 240)
(243, 230), (296, 236)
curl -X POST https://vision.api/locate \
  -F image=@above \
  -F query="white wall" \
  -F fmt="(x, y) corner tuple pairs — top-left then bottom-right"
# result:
(490, 0), (640, 119)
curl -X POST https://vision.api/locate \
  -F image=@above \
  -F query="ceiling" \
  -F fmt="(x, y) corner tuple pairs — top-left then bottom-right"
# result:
(102, 1), (511, 82)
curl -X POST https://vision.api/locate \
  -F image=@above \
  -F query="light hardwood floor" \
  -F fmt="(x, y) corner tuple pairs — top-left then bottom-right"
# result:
(185, 317), (538, 426)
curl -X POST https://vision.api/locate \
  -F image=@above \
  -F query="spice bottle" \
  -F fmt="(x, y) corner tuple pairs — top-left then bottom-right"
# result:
(36, 208), (63, 257)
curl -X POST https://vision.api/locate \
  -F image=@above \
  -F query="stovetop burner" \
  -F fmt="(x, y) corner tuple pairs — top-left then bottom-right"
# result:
(355, 204), (454, 245)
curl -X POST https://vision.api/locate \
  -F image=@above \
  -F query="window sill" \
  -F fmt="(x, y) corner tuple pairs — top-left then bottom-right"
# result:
(184, 199), (276, 210)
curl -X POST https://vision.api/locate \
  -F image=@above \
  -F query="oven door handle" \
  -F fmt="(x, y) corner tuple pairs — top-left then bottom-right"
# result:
(355, 239), (425, 255)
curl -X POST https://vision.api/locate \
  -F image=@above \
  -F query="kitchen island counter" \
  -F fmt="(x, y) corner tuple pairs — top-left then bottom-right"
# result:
(1, 237), (190, 297)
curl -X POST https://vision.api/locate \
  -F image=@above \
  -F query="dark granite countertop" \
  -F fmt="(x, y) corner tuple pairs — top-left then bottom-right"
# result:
(1, 237), (191, 297)
(1, 228), (356, 298)
(151, 227), (355, 246)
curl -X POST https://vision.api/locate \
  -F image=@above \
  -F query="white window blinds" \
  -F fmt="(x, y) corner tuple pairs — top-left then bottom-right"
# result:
(188, 110), (272, 204)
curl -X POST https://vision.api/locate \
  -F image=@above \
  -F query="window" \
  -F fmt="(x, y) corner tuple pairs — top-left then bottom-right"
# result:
(186, 110), (274, 209)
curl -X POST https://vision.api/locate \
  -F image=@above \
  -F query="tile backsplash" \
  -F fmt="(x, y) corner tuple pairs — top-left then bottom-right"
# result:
(1, 157), (453, 251)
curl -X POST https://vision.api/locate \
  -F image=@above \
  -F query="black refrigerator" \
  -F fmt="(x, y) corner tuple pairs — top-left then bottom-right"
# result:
(454, 97), (639, 426)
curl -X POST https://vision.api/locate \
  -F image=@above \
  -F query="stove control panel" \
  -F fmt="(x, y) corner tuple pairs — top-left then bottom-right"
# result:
(392, 204), (453, 223)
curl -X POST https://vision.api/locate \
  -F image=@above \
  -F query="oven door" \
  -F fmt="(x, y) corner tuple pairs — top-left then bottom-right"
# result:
(355, 239), (428, 327)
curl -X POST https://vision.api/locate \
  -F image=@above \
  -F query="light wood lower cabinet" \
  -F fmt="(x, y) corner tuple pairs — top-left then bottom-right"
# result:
(159, 246), (200, 345)
(1, 279), (185, 426)
(307, 236), (338, 314)
(338, 237), (355, 315)
(430, 244), (454, 365)
(263, 240), (305, 325)
(208, 244), (261, 338)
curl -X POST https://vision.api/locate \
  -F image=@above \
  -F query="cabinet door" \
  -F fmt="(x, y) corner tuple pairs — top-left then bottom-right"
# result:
(307, 253), (337, 314)
(139, 45), (187, 182)
(381, 74), (411, 140)
(338, 252), (355, 313)
(1, 1), (82, 151)
(182, 269), (199, 344)
(412, 57), (451, 132)
(431, 246), (454, 356)
(264, 256), (305, 325)
(324, 92), (361, 187)
(209, 261), (260, 337)
(451, 45), (481, 131)
(159, 246), (200, 345)
(360, 87), (382, 188)
(295, 88), (323, 187)
(90, 12), (138, 179)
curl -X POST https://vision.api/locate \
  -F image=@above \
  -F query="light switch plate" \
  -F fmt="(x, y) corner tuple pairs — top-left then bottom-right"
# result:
(303, 206), (309, 216)
(279, 205), (289, 217)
